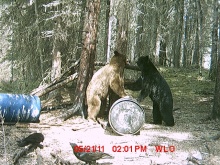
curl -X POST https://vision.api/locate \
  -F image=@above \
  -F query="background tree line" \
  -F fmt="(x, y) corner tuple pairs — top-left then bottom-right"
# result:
(0, 0), (219, 118)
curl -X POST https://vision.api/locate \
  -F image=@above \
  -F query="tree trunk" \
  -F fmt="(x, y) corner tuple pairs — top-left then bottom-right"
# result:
(209, 0), (218, 81)
(187, 0), (196, 66)
(182, 1), (189, 67)
(196, 0), (203, 75)
(173, 0), (184, 68)
(134, 0), (144, 60)
(159, 40), (166, 66)
(211, 1), (220, 119)
(104, 0), (110, 61)
(34, 0), (44, 79)
(151, 9), (159, 62)
(192, 23), (200, 67)
(63, 0), (101, 121)
(51, 47), (62, 82)
(212, 37), (220, 119)
(48, 16), (63, 103)
(156, 0), (168, 64)
(106, 0), (118, 62)
(76, 0), (87, 59)
(116, 1), (128, 53)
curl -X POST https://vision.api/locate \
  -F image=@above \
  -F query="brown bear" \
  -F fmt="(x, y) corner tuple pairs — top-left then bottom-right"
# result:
(86, 50), (128, 122)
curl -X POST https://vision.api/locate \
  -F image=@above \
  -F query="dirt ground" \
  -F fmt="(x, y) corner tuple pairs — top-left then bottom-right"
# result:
(1, 69), (220, 165)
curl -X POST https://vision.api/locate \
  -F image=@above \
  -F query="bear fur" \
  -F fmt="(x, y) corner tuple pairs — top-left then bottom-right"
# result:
(125, 56), (174, 126)
(86, 51), (127, 121)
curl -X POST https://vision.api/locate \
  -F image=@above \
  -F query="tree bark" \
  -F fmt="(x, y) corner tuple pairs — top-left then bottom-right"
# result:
(211, 7), (220, 119)
(104, 0), (110, 61)
(116, 1), (128, 53)
(34, 0), (44, 79)
(212, 36), (220, 119)
(156, 0), (168, 64)
(159, 41), (166, 66)
(135, 0), (144, 60)
(209, 0), (218, 80)
(76, 0), (87, 59)
(62, 0), (101, 121)
(51, 49), (61, 82)
(173, 0), (184, 68)
(182, 1), (189, 67)
(48, 16), (63, 102)
(192, 23), (200, 67)
(195, 0), (203, 75)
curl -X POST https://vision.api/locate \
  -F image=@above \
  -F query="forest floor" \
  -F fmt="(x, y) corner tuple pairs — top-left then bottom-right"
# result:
(1, 68), (220, 165)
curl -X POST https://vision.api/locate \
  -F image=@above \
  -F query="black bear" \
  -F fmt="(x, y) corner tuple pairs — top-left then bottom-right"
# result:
(125, 56), (174, 126)
(86, 51), (128, 122)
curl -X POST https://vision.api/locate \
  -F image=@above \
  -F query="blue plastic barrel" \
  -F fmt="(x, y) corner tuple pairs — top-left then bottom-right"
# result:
(0, 93), (41, 123)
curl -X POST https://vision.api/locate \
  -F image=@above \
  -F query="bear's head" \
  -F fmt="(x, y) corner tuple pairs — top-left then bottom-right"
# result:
(137, 56), (148, 70)
(137, 56), (155, 71)
(109, 51), (127, 68)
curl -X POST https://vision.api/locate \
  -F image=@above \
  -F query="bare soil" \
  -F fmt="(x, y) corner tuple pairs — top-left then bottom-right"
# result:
(1, 69), (220, 165)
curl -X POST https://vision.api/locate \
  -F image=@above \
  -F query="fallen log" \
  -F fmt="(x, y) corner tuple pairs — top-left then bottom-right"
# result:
(31, 73), (78, 97)
(30, 56), (140, 101)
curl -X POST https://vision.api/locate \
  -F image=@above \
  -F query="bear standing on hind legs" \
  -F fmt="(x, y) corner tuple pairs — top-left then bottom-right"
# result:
(125, 56), (174, 126)
(86, 51), (128, 122)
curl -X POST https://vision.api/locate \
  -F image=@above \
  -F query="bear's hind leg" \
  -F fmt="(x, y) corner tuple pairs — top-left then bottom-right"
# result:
(160, 108), (174, 126)
(87, 96), (101, 122)
(152, 102), (162, 125)
(98, 97), (107, 118)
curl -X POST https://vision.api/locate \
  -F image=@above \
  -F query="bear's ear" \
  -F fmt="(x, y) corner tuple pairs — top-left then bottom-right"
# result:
(114, 50), (120, 56)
